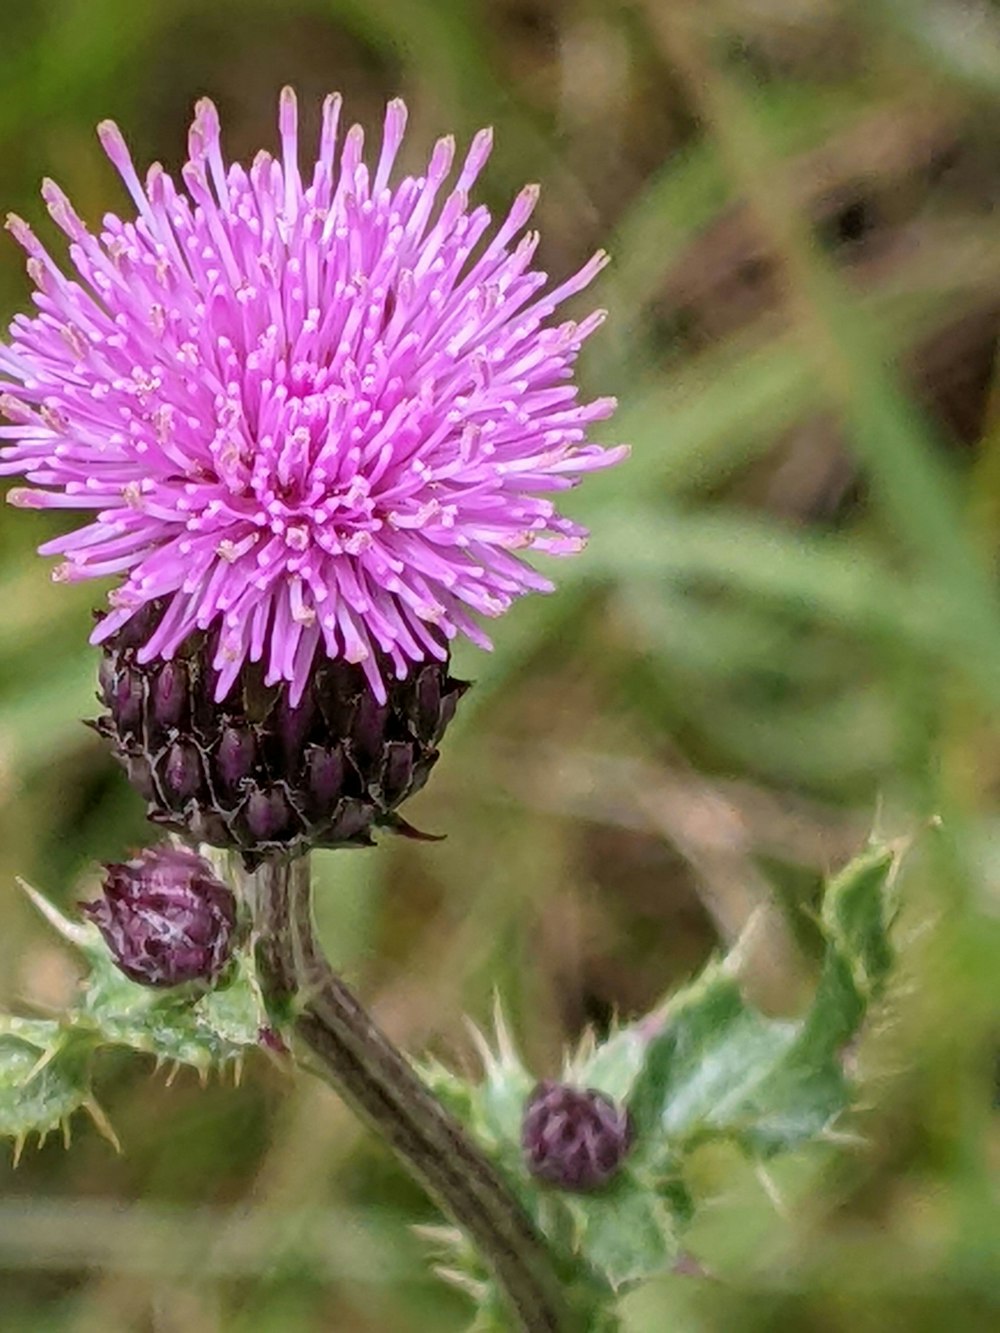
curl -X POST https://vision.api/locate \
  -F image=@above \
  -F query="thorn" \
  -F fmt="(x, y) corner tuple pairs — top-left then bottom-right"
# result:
(883, 834), (912, 887)
(232, 1054), (244, 1087)
(12, 1135), (25, 1168)
(24, 1042), (62, 1084)
(568, 1028), (594, 1075)
(165, 1061), (182, 1088)
(84, 1097), (121, 1152)
(413, 1223), (464, 1251)
(61, 1118), (72, 1149)
(16, 878), (92, 946)
(722, 907), (767, 979)
(754, 1164), (789, 1219)
(491, 992), (518, 1068)
(463, 1017), (498, 1078)
(871, 792), (885, 842)
(820, 1128), (869, 1150)
(433, 1265), (488, 1300)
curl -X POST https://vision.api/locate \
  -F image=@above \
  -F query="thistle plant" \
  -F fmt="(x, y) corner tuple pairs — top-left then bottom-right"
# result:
(0, 92), (900, 1333)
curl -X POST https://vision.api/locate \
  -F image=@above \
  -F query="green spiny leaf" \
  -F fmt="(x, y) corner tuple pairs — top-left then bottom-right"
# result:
(0, 1027), (93, 1149)
(562, 1174), (678, 1292)
(465, 1005), (536, 1158)
(571, 1026), (646, 1103)
(76, 940), (262, 1074)
(0, 884), (266, 1150)
(626, 842), (897, 1158)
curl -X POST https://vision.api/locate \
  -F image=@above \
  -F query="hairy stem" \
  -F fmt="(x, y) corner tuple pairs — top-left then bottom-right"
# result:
(248, 855), (574, 1333)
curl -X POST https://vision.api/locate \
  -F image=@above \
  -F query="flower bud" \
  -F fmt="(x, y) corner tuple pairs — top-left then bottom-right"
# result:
(82, 845), (236, 988)
(522, 1080), (633, 1193)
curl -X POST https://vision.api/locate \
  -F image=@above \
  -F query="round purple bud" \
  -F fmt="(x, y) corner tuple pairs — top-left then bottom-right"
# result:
(82, 845), (237, 989)
(522, 1080), (633, 1193)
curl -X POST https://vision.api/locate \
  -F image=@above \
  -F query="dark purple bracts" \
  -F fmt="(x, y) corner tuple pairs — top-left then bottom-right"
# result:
(93, 606), (468, 866)
(522, 1080), (633, 1193)
(82, 844), (236, 988)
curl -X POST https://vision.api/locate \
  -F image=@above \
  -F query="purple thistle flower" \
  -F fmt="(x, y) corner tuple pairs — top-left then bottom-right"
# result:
(522, 1080), (633, 1193)
(0, 90), (625, 705)
(82, 844), (237, 988)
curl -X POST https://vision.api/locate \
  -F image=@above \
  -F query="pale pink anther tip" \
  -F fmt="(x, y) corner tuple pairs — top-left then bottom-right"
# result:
(279, 86), (299, 132)
(97, 120), (128, 158)
(5, 213), (30, 240)
(194, 96), (220, 125)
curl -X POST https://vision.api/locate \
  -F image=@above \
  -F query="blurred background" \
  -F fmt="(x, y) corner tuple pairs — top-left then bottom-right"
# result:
(1, 1), (999, 1329)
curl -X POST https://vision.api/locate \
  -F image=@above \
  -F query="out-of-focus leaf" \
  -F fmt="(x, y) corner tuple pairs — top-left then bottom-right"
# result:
(628, 845), (896, 1156)
(563, 1178), (677, 1292)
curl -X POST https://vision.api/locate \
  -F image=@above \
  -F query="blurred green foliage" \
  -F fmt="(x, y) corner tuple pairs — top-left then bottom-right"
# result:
(0, 1), (998, 1330)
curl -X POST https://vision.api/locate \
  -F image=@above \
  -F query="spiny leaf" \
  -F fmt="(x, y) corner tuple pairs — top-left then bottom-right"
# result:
(76, 942), (263, 1075)
(462, 1007), (536, 1157)
(0, 885), (267, 1148)
(562, 1175), (678, 1292)
(0, 1028), (92, 1148)
(568, 1025), (646, 1104)
(627, 843), (897, 1157)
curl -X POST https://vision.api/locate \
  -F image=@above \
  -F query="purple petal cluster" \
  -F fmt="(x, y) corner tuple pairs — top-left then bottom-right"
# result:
(83, 844), (236, 988)
(0, 90), (625, 704)
(522, 1079), (633, 1192)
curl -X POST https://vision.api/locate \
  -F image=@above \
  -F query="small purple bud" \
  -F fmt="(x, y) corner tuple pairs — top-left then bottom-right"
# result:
(81, 845), (236, 988)
(522, 1081), (633, 1193)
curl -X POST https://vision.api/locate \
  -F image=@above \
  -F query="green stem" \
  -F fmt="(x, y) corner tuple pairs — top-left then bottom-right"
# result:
(247, 855), (575, 1333)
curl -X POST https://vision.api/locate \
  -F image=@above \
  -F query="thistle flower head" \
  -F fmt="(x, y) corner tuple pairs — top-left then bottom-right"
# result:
(522, 1080), (633, 1193)
(82, 844), (236, 988)
(1, 90), (624, 704)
